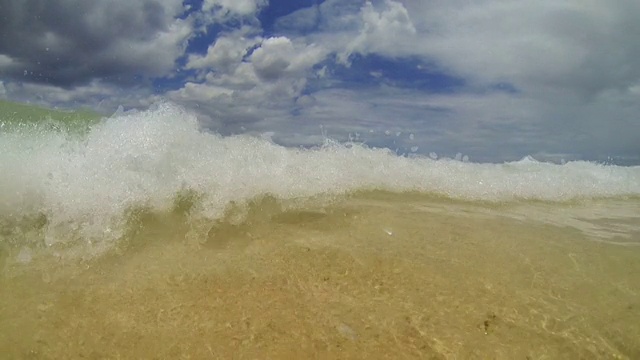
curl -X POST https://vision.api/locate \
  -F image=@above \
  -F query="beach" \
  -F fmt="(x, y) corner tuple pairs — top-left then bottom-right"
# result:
(3, 0), (640, 357)
(2, 193), (639, 359)
(1, 104), (639, 359)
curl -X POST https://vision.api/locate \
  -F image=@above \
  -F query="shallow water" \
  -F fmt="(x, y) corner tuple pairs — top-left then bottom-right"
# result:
(1, 193), (638, 359)
(2, 103), (640, 358)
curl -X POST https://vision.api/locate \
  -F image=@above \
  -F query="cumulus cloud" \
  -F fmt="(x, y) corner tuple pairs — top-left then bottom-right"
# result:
(0, 0), (191, 87)
(180, 32), (327, 95)
(250, 37), (326, 80)
(279, 0), (640, 101)
(343, 0), (640, 99)
(270, 0), (640, 162)
(1, 0), (638, 163)
(168, 30), (330, 133)
(251, 37), (295, 80)
(186, 28), (262, 73)
(338, 0), (416, 64)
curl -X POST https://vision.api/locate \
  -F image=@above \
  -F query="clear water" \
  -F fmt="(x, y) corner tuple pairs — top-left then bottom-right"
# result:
(1, 103), (639, 358)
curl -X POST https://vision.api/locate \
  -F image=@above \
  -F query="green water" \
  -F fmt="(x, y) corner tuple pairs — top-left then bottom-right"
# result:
(0, 99), (102, 134)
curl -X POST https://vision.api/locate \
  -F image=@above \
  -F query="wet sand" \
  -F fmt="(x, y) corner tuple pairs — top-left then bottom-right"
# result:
(1, 195), (639, 359)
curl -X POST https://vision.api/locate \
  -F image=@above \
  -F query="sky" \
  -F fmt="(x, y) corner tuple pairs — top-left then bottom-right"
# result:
(0, 0), (639, 164)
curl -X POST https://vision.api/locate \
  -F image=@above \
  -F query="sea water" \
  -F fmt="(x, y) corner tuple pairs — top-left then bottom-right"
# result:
(1, 103), (639, 358)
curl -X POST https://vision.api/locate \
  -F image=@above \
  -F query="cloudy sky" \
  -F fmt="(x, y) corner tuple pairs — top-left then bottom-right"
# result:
(1, 0), (639, 164)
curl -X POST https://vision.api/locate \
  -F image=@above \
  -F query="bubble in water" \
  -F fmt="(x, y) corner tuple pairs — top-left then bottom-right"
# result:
(16, 247), (33, 264)
(2, 101), (639, 261)
(336, 322), (358, 340)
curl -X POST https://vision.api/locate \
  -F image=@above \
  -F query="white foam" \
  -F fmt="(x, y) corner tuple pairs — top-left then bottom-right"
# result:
(1, 102), (639, 248)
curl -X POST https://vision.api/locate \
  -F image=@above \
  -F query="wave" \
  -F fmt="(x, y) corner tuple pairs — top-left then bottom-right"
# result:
(1, 102), (639, 254)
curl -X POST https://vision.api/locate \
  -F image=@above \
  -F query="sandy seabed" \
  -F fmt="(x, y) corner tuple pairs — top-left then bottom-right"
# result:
(1, 195), (639, 359)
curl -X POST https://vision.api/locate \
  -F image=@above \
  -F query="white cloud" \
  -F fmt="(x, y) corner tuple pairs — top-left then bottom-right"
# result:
(251, 37), (296, 80)
(250, 37), (326, 80)
(203, 0), (267, 16)
(207, 62), (262, 89)
(3, 0), (638, 163)
(287, 87), (547, 161)
(170, 33), (329, 131)
(338, 0), (417, 64)
(168, 82), (234, 103)
(346, 0), (640, 99)
(186, 28), (262, 72)
(285, 0), (640, 100)
(164, 33), (335, 141)
(267, 0), (640, 161)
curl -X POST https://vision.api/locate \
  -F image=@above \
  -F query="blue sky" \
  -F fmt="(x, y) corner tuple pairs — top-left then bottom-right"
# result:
(1, 0), (639, 164)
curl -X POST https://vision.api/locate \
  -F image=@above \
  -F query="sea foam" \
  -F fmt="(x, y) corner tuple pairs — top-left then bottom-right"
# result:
(1, 102), (639, 249)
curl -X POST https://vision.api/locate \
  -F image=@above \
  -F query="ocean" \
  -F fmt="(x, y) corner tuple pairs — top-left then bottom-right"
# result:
(1, 103), (639, 359)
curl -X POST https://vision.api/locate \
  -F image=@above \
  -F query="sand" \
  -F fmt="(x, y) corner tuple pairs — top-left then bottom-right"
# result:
(1, 194), (639, 359)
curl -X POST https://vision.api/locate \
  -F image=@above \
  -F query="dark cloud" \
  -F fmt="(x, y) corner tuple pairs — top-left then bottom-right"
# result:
(1, 0), (639, 164)
(0, 0), (189, 87)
